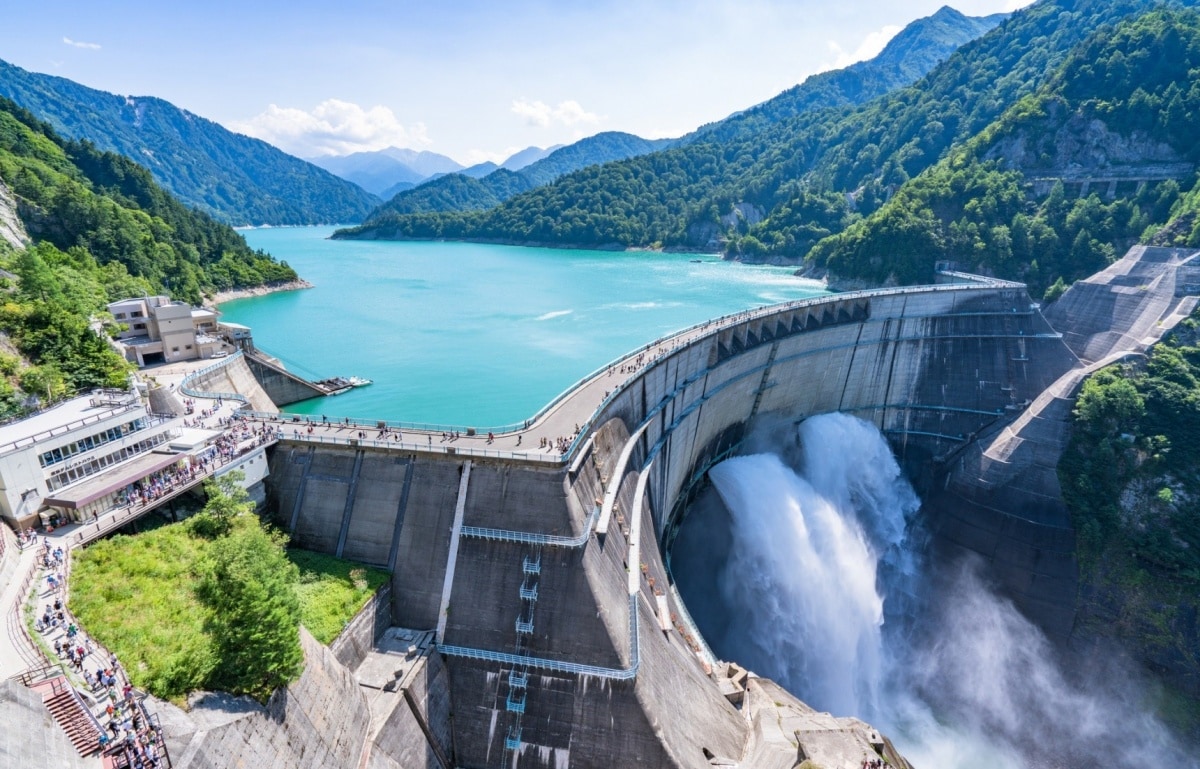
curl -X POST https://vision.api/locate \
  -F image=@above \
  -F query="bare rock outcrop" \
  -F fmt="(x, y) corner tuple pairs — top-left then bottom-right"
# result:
(984, 105), (1192, 179)
(0, 177), (31, 251)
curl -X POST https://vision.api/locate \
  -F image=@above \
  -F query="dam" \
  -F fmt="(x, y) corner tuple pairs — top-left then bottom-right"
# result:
(134, 246), (1200, 767)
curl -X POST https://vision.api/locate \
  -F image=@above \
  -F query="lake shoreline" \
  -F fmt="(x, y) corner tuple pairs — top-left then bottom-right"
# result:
(205, 278), (314, 308)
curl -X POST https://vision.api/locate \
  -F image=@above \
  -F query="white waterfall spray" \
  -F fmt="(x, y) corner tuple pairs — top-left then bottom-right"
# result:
(672, 412), (1195, 769)
(709, 413), (919, 716)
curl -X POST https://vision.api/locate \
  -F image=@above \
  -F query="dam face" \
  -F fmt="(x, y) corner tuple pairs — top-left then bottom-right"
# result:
(264, 280), (1079, 768)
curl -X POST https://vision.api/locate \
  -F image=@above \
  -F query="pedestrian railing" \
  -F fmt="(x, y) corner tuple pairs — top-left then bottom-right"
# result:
(460, 506), (599, 548)
(439, 595), (640, 681)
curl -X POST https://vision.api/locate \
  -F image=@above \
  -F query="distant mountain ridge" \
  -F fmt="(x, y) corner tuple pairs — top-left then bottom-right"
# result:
(366, 132), (673, 217)
(315, 143), (567, 199)
(0, 59), (380, 226)
(501, 145), (563, 170)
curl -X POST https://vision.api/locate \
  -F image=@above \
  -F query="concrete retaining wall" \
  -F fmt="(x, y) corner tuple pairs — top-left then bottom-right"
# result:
(244, 352), (329, 407)
(367, 652), (453, 769)
(0, 680), (91, 769)
(174, 628), (369, 769)
(187, 356), (277, 413)
(330, 584), (394, 671)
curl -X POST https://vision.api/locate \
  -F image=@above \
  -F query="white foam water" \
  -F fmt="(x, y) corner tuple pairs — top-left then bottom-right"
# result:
(692, 412), (1193, 769)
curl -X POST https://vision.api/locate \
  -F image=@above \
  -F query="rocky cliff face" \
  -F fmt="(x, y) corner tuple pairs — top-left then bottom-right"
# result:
(0, 176), (30, 251)
(984, 107), (1193, 178)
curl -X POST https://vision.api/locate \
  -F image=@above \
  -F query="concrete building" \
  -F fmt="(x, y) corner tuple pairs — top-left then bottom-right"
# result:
(0, 389), (186, 529)
(108, 296), (232, 366)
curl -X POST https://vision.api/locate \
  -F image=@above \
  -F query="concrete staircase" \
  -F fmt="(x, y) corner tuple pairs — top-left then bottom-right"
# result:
(30, 674), (102, 757)
(1042, 245), (1200, 364)
(981, 246), (1200, 477)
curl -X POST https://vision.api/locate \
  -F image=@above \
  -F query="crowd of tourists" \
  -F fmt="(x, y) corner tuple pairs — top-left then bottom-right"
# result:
(29, 536), (168, 766)
(115, 419), (274, 511)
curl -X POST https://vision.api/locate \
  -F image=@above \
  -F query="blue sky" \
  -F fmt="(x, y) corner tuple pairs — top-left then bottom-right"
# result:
(1, 0), (1031, 165)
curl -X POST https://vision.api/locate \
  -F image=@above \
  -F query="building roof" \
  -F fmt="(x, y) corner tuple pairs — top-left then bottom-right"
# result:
(120, 335), (162, 348)
(169, 427), (221, 452)
(43, 450), (185, 509)
(0, 392), (142, 455)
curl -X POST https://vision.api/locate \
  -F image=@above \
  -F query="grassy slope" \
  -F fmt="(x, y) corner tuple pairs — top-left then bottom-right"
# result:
(70, 518), (388, 700)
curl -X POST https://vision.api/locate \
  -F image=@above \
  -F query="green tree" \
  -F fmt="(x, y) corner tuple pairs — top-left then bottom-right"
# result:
(189, 471), (252, 538)
(198, 520), (303, 702)
(1075, 369), (1145, 429)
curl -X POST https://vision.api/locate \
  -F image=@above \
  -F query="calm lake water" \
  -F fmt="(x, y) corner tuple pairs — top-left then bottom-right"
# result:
(225, 227), (826, 426)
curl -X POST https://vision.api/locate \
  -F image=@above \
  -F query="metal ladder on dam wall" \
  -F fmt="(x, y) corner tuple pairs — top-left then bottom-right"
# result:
(440, 503), (642, 681)
(501, 549), (541, 756)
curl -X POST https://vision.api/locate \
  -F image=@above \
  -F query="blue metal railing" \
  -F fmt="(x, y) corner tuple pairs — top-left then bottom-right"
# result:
(460, 505), (599, 548)
(178, 351), (251, 406)
(505, 689), (527, 714)
(439, 595), (640, 681)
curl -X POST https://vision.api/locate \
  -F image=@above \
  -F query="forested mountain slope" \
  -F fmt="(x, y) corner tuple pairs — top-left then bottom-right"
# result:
(0, 59), (380, 226)
(682, 5), (1006, 146)
(336, 0), (1186, 262)
(0, 96), (296, 415)
(807, 7), (1200, 290)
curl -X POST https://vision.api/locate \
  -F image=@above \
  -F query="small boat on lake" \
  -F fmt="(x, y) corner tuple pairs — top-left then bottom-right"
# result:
(315, 375), (373, 395)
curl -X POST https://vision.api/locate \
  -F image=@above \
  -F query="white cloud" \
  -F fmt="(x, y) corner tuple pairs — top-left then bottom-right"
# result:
(511, 98), (601, 128)
(62, 36), (101, 50)
(229, 99), (431, 157)
(824, 23), (902, 70)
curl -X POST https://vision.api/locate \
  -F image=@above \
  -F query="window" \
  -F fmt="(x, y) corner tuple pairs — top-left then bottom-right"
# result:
(47, 432), (171, 490)
(39, 420), (142, 467)
(171, 347), (180, 352)
(131, 311), (144, 318)
(133, 323), (146, 331)
(114, 312), (126, 319)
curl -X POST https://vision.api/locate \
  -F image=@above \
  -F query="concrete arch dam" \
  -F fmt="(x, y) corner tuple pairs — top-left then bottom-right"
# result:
(263, 279), (1083, 768)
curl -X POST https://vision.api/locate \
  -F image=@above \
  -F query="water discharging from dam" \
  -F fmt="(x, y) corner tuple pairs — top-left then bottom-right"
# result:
(672, 413), (1193, 769)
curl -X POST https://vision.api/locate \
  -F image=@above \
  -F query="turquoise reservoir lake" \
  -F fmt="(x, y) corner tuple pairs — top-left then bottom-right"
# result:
(225, 227), (827, 426)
